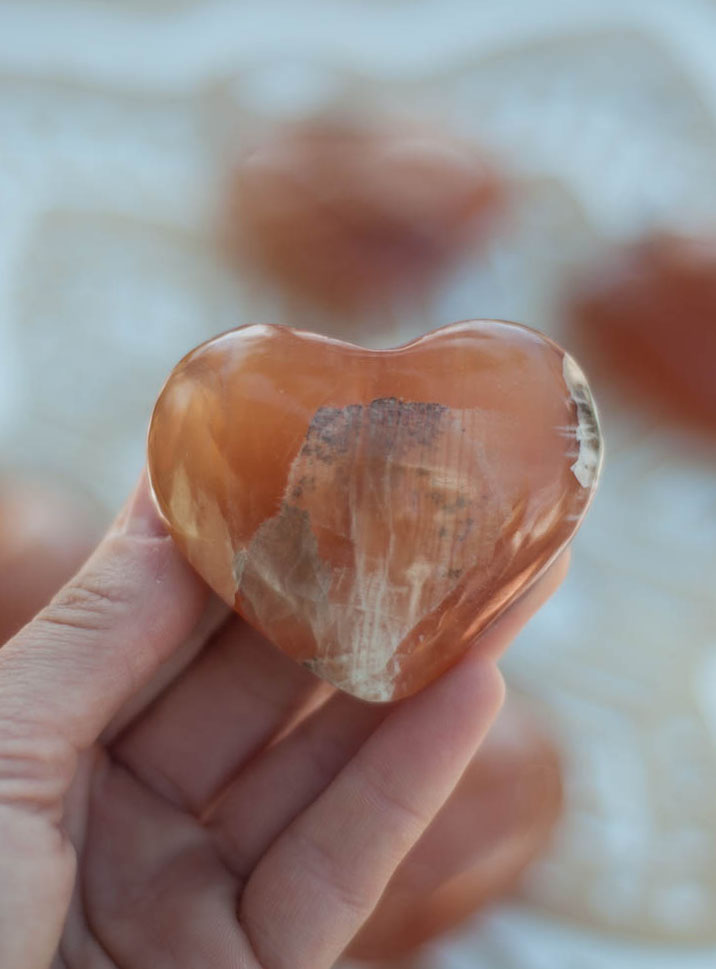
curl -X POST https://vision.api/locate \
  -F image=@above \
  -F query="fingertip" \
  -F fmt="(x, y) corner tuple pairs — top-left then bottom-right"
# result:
(486, 658), (506, 716)
(111, 470), (167, 540)
(517, 548), (571, 615)
(546, 547), (571, 588)
(444, 653), (506, 742)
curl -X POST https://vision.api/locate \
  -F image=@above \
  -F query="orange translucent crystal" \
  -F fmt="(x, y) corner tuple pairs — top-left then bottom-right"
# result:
(147, 321), (601, 701)
(350, 697), (563, 960)
(229, 119), (505, 311)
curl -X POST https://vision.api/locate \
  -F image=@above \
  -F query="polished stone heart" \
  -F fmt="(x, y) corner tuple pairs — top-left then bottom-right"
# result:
(147, 321), (602, 701)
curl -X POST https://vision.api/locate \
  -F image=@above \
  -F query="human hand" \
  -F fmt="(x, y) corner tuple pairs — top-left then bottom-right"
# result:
(0, 473), (567, 969)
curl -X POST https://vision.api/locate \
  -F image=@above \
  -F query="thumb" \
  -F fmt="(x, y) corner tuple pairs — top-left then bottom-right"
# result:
(0, 472), (207, 759)
(0, 474), (207, 969)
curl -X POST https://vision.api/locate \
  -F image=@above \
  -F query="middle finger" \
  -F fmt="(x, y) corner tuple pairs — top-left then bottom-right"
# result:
(112, 616), (324, 814)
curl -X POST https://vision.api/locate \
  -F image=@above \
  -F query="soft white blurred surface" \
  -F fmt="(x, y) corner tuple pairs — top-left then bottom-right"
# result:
(2, 2), (716, 967)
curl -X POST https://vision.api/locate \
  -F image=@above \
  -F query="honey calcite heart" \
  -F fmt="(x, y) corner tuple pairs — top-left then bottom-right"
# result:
(147, 321), (602, 701)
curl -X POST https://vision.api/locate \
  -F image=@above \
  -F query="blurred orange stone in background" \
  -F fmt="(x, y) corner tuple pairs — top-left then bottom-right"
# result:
(0, 478), (102, 642)
(148, 321), (601, 702)
(350, 696), (563, 961)
(228, 118), (505, 312)
(569, 233), (716, 433)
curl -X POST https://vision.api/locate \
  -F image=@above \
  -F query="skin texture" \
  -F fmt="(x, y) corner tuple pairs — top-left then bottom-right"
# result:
(0, 473), (567, 969)
(349, 696), (563, 961)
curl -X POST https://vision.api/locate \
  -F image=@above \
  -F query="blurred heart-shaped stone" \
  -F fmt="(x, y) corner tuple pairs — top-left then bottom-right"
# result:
(569, 232), (716, 433)
(228, 119), (505, 314)
(147, 321), (602, 701)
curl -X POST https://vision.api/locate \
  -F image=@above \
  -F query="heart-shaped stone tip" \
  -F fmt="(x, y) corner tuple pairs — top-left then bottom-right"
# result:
(147, 321), (602, 702)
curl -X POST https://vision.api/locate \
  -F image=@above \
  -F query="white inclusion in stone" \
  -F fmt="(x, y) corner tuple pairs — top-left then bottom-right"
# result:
(562, 353), (604, 489)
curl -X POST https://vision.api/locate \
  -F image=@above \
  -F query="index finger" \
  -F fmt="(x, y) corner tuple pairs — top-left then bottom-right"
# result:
(0, 473), (208, 755)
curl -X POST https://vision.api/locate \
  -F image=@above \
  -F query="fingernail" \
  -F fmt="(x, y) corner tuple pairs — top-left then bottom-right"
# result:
(115, 471), (168, 538)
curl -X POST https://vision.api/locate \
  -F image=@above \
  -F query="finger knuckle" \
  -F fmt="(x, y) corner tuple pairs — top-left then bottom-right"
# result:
(357, 759), (427, 837)
(295, 827), (374, 919)
(39, 565), (134, 635)
(0, 716), (75, 811)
